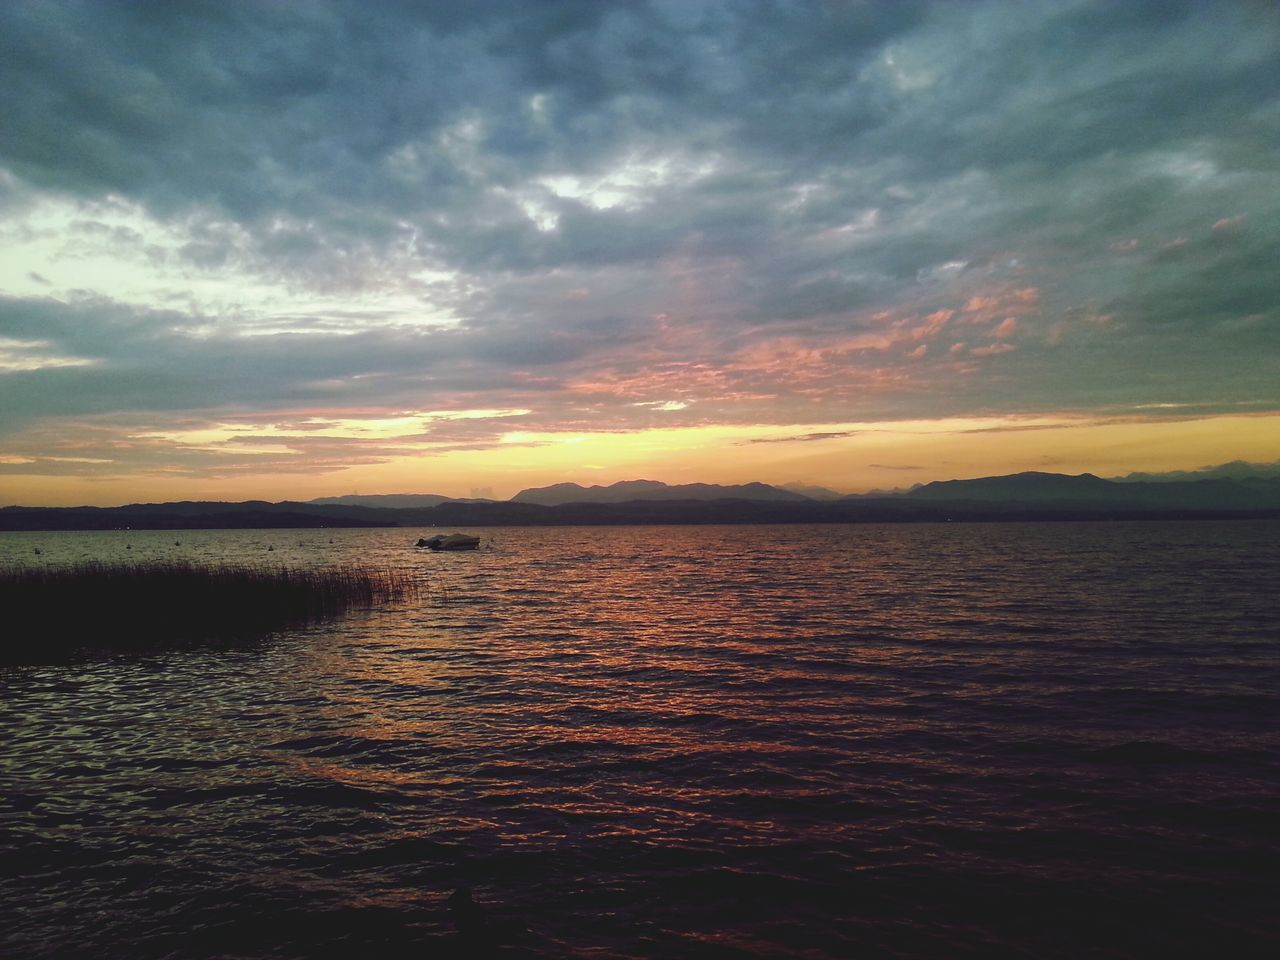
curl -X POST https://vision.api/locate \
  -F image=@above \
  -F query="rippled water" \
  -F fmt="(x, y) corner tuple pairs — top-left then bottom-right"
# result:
(3, 522), (1279, 958)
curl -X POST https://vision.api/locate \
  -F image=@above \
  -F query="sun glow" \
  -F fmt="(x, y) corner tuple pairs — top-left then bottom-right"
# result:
(0, 193), (463, 332)
(135, 408), (533, 447)
(5, 407), (1277, 508)
(334, 411), (1280, 501)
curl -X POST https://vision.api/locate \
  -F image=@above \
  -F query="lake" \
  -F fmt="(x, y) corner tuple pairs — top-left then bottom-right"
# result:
(2, 522), (1279, 958)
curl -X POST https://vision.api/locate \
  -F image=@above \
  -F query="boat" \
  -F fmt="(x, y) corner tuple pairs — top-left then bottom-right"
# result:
(416, 533), (481, 551)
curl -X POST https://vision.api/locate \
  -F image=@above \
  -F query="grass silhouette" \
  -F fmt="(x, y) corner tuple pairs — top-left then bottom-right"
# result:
(1, 561), (415, 663)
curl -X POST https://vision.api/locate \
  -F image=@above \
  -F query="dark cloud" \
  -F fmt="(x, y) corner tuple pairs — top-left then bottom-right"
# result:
(744, 431), (863, 445)
(1, 0), (1277, 486)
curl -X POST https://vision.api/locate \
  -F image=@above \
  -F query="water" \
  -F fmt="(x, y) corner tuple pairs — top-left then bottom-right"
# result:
(2, 522), (1278, 958)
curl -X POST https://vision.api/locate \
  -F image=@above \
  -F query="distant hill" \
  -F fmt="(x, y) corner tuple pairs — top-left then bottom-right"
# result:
(904, 471), (1280, 510)
(905, 471), (1117, 503)
(5, 472), (1279, 531)
(310, 493), (487, 509)
(1115, 460), (1280, 483)
(0, 500), (395, 531)
(510, 479), (812, 505)
(780, 482), (846, 500)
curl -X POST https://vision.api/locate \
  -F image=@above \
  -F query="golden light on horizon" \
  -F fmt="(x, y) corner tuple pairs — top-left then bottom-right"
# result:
(7, 410), (1273, 507)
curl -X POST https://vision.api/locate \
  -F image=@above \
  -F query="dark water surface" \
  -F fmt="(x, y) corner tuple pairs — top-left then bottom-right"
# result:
(3, 522), (1279, 958)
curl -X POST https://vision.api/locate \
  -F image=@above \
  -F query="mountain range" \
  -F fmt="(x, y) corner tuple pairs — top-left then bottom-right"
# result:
(903, 471), (1280, 510)
(510, 479), (812, 505)
(4, 470), (1280, 530)
(311, 493), (489, 509)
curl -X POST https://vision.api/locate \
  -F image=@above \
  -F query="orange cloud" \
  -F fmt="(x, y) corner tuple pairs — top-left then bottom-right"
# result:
(971, 342), (1016, 357)
(906, 308), (953, 340)
(960, 286), (1040, 326)
(993, 317), (1019, 338)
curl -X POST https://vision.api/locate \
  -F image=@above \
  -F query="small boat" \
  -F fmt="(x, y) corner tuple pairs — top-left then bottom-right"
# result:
(416, 533), (481, 551)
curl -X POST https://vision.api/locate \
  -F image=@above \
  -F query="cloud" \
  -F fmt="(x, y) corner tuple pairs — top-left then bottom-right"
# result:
(1, 0), (1278, 493)
(970, 342), (1017, 357)
(633, 400), (689, 411)
(1212, 214), (1247, 232)
(744, 430), (863, 445)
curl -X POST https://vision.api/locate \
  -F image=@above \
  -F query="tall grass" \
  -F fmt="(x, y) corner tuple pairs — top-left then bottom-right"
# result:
(1, 561), (415, 664)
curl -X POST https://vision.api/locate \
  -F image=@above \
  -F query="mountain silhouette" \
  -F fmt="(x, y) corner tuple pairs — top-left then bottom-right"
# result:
(5, 472), (1279, 530)
(311, 493), (490, 509)
(510, 479), (811, 505)
(904, 471), (1280, 510)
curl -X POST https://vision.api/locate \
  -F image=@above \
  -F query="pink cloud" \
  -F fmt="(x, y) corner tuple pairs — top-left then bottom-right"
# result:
(971, 342), (1017, 357)
(960, 287), (1040, 325)
(908, 344), (927, 360)
(993, 317), (1019, 338)
(1212, 213), (1247, 232)
(906, 308), (953, 340)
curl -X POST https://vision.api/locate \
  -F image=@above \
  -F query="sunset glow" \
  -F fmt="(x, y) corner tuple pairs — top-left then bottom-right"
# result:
(1, 2), (1277, 506)
(5, 411), (1276, 508)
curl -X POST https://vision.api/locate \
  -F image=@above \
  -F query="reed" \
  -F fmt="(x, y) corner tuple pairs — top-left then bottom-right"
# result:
(1, 560), (415, 664)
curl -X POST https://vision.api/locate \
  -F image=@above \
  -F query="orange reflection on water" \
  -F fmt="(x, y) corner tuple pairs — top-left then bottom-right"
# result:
(258, 524), (1074, 855)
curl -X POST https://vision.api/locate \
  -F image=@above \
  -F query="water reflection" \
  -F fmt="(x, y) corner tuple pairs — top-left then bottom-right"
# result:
(2, 522), (1279, 957)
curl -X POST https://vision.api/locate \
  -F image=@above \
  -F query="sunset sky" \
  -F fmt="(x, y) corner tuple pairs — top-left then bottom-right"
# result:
(1, 0), (1277, 506)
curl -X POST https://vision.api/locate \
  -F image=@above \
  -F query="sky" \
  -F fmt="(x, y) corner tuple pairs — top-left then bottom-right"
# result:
(1, 0), (1278, 506)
